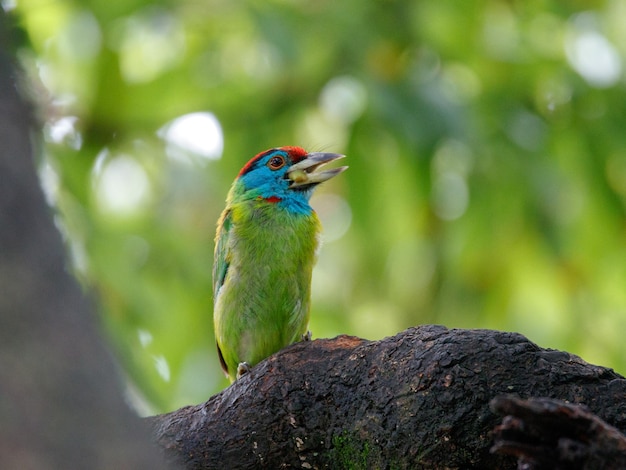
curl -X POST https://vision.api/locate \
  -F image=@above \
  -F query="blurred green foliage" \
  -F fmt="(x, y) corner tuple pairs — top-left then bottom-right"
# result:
(10, 0), (626, 413)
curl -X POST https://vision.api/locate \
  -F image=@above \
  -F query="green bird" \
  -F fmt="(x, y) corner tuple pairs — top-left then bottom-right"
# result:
(213, 146), (347, 382)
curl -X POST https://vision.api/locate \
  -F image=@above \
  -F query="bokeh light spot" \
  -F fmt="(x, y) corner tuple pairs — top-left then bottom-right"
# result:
(311, 194), (352, 243)
(138, 329), (153, 348)
(113, 7), (185, 83)
(159, 112), (224, 164)
(432, 173), (469, 221)
(94, 154), (151, 215)
(153, 355), (171, 382)
(58, 10), (101, 60)
(566, 14), (622, 88)
(44, 116), (82, 150)
(319, 76), (368, 125)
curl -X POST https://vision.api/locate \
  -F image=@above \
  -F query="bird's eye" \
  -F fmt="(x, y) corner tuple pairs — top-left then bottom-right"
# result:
(267, 155), (286, 170)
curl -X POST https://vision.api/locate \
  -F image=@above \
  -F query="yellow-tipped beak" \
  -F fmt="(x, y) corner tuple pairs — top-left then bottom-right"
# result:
(286, 152), (348, 189)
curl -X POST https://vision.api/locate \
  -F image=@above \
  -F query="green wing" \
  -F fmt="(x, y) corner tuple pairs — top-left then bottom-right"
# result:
(213, 209), (232, 303)
(213, 209), (232, 377)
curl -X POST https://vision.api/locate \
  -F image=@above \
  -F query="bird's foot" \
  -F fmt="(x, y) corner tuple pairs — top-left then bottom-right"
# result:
(236, 362), (251, 380)
(301, 330), (312, 341)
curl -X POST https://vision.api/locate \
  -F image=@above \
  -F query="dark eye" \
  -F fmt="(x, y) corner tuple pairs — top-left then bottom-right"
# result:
(267, 155), (286, 170)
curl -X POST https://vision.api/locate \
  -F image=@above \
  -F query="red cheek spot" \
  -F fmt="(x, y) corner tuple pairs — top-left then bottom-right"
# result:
(264, 196), (282, 203)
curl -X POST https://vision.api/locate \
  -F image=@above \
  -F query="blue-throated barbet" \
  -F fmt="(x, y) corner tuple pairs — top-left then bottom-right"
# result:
(213, 146), (347, 382)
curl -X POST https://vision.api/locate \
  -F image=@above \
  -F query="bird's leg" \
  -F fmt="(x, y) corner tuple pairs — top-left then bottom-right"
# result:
(301, 330), (312, 341)
(236, 362), (251, 379)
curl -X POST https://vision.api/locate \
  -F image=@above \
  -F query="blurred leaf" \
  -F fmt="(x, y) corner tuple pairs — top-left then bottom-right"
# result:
(13, 0), (626, 412)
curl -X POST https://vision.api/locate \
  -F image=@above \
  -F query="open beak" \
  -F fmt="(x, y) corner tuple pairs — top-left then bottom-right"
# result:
(286, 152), (348, 190)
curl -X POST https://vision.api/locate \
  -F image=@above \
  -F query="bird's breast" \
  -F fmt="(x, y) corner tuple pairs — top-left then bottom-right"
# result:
(232, 204), (320, 264)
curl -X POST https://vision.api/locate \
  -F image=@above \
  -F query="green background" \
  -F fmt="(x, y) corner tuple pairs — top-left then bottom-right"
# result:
(10, 0), (626, 413)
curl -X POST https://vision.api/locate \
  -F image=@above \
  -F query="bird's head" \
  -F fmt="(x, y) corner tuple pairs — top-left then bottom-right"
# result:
(231, 146), (347, 211)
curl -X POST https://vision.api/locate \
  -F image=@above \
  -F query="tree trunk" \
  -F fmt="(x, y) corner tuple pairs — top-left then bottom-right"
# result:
(0, 11), (169, 469)
(148, 326), (626, 469)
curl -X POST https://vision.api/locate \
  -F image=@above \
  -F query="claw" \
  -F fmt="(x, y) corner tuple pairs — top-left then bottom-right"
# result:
(236, 362), (251, 380)
(301, 330), (312, 342)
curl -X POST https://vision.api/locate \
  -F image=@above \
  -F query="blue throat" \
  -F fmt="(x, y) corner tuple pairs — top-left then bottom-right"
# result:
(238, 172), (315, 216)
(274, 191), (314, 215)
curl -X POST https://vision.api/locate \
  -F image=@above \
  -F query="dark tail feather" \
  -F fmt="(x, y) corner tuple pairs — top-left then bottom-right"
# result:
(216, 341), (230, 378)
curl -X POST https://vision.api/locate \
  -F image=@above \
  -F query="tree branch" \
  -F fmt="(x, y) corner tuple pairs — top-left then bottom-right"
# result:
(148, 326), (626, 469)
(491, 396), (626, 470)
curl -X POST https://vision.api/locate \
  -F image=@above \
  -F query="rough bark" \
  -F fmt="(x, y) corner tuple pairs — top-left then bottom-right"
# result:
(491, 395), (626, 470)
(148, 326), (626, 469)
(0, 11), (169, 469)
